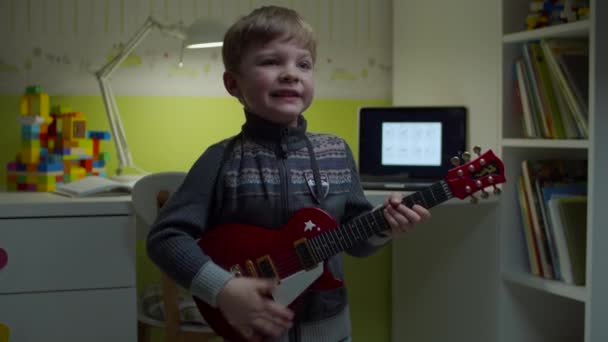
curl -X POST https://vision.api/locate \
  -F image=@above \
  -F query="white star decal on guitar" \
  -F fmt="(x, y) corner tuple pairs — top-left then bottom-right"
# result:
(304, 220), (316, 232)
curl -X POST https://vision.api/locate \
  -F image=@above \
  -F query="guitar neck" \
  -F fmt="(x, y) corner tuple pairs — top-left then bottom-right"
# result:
(308, 180), (453, 262)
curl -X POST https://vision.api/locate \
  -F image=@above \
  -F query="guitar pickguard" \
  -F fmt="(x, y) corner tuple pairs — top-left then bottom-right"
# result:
(272, 262), (324, 305)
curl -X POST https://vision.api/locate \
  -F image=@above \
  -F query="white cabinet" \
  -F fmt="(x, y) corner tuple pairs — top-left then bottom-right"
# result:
(497, 1), (607, 341)
(0, 193), (136, 342)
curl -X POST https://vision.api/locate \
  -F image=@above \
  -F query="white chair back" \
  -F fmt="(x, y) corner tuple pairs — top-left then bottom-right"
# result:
(131, 172), (187, 228)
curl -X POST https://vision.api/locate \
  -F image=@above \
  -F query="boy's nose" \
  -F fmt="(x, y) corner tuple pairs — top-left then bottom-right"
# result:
(279, 67), (300, 83)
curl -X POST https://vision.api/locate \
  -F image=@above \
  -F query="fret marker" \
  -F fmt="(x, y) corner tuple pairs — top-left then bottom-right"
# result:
(304, 220), (317, 232)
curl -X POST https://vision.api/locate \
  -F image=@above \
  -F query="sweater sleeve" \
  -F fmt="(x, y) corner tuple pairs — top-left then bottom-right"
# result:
(146, 143), (234, 307)
(341, 140), (392, 257)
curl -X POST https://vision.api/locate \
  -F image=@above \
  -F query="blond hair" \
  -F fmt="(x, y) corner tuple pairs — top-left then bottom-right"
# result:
(222, 6), (316, 73)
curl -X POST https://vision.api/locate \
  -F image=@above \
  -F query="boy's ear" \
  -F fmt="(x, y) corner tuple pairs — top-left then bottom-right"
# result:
(223, 71), (241, 98)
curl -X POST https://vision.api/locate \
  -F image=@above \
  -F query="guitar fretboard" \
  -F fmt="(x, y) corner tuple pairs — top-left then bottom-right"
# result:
(308, 180), (453, 262)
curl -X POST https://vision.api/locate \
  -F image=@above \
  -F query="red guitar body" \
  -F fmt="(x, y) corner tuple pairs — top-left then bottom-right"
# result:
(194, 207), (343, 341)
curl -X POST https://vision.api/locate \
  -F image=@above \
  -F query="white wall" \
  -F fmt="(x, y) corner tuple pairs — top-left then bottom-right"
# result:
(392, 0), (500, 153)
(391, 0), (500, 341)
(0, 0), (392, 99)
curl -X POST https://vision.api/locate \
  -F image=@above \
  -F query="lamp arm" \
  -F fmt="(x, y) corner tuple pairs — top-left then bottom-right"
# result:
(94, 16), (184, 177)
(97, 78), (131, 171)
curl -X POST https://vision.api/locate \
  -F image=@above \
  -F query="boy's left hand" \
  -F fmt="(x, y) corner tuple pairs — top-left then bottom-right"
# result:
(382, 192), (431, 236)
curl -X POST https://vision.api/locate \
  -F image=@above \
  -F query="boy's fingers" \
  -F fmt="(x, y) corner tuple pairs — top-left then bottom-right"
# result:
(251, 317), (283, 338)
(413, 204), (432, 219)
(384, 193), (402, 206)
(263, 300), (294, 322)
(386, 205), (410, 227)
(253, 278), (277, 295)
(258, 309), (293, 330)
(400, 206), (421, 224)
(383, 207), (400, 228)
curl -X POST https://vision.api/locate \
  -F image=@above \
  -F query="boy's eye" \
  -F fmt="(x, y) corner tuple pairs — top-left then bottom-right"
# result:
(298, 61), (313, 70)
(260, 59), (279, 66)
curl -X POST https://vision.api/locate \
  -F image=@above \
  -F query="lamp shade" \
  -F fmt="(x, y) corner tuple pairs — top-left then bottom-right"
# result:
(185, 17), (226, 49)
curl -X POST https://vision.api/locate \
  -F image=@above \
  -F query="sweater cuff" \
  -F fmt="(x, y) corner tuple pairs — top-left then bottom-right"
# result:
(190, 261), (235, 307)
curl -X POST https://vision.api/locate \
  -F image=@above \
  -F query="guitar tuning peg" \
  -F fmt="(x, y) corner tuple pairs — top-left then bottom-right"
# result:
(469, 194), (479, 204)
(450, 156), (461, 166)
(493, 185), (502, 195)
(461, 151), (471, 162)
(480, 189), (489, 199)
(473, 145), (482, 156)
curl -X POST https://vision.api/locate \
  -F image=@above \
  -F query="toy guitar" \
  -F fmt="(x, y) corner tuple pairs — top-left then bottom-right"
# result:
(193, 147), (506, 341)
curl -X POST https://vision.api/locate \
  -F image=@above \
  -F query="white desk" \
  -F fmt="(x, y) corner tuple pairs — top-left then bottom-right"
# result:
(0, 192), (136, 341)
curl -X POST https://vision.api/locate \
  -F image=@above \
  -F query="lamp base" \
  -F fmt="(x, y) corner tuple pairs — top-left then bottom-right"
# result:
(110, 165), (148, 185)
(110, 174), (145, 185)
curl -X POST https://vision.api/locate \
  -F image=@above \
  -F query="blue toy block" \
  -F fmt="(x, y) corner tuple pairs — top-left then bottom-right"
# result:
(38, 162), (63, 172)
(49, 155), (63, 163)
(87, 131), (111, 140)
(93, 160), (106, 168)
(21, 125), (40, 134)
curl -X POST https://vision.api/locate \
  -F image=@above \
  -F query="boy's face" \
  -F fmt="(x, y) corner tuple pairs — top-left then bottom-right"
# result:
(223, 35), (314, 127)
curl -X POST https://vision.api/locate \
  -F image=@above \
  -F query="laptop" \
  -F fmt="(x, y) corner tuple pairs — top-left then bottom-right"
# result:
(357, 106), (467, 191)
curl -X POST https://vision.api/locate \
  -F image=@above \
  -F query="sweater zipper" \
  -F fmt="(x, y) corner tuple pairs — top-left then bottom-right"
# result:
(279, 129), (289, 224)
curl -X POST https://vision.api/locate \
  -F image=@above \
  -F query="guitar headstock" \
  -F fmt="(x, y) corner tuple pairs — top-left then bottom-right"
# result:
(445, 146), (506, 203)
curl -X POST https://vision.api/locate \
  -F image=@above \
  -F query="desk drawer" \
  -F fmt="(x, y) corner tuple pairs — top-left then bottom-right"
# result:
(0, 287), (136, 341)
(0, 216), (135, 293)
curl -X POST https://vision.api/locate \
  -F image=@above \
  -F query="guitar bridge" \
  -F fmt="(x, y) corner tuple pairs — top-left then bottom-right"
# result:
(294, 238), (317, 270)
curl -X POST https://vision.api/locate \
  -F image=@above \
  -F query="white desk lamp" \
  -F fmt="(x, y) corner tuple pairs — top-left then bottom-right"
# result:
(95, 16), (225, 182)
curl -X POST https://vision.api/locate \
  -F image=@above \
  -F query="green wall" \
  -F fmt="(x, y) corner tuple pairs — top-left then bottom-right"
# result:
(0, 95), (392, 341)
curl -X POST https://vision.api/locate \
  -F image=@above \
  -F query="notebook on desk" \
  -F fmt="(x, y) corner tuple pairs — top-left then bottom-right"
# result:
(357, 106), (467, 192)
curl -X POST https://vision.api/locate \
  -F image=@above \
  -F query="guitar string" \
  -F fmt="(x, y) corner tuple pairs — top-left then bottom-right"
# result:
(273, 192), (442, 273)
(242, 183), (450, 277)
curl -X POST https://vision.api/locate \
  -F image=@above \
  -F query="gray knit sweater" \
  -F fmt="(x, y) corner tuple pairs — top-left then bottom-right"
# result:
(146, 111), (390, 341)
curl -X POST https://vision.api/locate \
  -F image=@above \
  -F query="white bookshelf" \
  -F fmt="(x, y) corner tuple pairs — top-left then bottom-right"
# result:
(497, 1), (607, 341)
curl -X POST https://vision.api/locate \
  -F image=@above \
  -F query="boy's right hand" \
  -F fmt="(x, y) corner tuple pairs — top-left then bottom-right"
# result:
(217, 277), (294, 340)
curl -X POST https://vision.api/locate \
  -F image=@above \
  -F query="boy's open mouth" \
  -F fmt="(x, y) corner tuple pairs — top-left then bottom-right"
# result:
(271, 90), (300, 98)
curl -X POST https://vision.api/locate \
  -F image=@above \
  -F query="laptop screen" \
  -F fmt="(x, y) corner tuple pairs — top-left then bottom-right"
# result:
(358, 106), (467, 188)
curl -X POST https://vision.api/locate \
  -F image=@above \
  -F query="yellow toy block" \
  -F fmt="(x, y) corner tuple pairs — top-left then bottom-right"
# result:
(22, 139), (41, 149)
(62, 154), (80, 161)
(37, 183), (56, 192)
(63, 112), (87, 140)
(38, 175), (57, 187)
(51, 105), (73, 114)
(20, 148), (41, 164)
(20, 92), (52, 123)
(26, 174), (37, 184)
(75, 139), (93, 149)
(69, 167), (86, 181)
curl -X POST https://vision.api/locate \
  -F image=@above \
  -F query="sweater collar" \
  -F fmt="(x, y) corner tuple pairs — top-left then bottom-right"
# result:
(241, 110), (308, 151)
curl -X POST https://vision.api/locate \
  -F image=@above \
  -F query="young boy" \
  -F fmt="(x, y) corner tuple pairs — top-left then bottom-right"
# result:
(147, 5), (431, 341)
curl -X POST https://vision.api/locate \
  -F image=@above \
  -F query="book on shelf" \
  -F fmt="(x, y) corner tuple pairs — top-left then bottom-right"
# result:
(53, 176), (135, 197)
(513, 39), (589, 139)
(517, 176), (543, 276)
(518, 159), (587, 281)
(548, 195), (587, 285)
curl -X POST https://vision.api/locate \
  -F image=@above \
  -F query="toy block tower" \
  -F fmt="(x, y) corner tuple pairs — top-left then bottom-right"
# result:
(6, 85), (112, 192)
